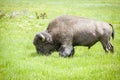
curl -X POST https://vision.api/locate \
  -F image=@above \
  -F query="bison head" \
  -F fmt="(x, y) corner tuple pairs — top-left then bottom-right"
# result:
(33, 32), (55, 55)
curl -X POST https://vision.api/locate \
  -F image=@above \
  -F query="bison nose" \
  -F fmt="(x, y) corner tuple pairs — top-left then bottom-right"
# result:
(36, 48), (43, 54)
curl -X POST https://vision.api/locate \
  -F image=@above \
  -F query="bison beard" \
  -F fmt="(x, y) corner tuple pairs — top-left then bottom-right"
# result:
(33, 15), (114, 57)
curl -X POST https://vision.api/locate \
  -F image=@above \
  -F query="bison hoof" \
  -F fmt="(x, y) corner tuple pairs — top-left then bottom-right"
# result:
(59, 49), (74, 57)
(59, 53), (70, 57)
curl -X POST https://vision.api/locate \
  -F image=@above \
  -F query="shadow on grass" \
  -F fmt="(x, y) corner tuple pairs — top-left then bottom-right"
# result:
(30, 52), (53, 57)
(30, 51), (96, 58)
(30, 52), (43, 57)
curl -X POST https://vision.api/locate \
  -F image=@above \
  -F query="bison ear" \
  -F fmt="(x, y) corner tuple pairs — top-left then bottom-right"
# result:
(43, 32), (53, 43)
(46, 35), (53, 43)
(44, 32), (53, 43)
(36, 32), (53, 43)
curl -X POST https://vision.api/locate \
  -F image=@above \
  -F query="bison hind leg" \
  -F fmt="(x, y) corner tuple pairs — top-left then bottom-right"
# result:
(108, 42), (114, 53)
(100, 40), (109, 53)
(100, 39), (114, 53)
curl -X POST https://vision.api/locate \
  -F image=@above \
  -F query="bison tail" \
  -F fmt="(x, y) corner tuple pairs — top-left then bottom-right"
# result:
(109, 23), (114, 40)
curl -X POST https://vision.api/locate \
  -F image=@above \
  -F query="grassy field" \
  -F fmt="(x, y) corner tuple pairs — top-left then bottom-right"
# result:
(0, 0), (120, 80)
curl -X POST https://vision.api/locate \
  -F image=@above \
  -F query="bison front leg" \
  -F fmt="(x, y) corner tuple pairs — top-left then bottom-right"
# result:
(59, 45), (74, 57)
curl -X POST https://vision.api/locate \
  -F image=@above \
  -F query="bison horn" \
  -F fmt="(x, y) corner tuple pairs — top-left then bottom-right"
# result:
(39, 33), (46, 42)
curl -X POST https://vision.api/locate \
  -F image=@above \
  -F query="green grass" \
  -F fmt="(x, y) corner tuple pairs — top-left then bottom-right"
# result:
(0, 0), (120, 80)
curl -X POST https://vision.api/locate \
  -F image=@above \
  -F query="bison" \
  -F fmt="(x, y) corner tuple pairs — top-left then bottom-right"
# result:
(33, 15), (114, 57)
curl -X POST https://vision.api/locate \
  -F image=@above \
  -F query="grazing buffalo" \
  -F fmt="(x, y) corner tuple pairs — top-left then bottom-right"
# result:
(33, 15), (114, 57)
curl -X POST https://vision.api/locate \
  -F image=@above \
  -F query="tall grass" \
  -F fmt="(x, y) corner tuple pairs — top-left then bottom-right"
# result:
(0, 0), (120, 80)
